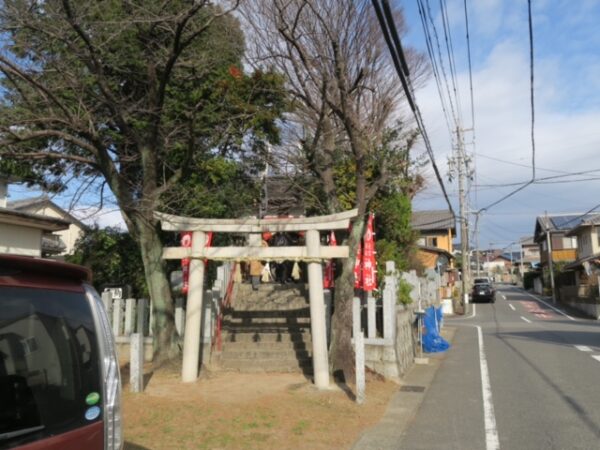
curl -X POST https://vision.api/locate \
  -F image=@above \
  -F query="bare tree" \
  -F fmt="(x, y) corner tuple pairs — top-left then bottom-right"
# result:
(242, 0), (428, 379)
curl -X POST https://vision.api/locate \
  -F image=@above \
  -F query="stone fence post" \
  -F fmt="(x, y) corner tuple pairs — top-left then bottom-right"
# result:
(130, 333), (144, 393)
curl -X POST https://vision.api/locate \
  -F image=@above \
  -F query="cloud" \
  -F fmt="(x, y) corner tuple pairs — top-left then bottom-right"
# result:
(410, 1), (600, 247)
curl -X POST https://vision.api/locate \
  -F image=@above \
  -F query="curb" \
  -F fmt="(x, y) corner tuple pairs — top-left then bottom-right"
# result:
(351, 327), (457, 450)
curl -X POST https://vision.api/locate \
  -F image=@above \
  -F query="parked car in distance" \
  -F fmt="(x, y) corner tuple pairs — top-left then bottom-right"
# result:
(471, 281), (495, 303)
(0, 254), (122, 450)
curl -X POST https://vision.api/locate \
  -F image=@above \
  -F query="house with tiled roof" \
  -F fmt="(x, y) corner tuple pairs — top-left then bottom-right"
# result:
(0, 179), (72, 257)
(411, 210), (456, 271)
(558, 215), (600, 318)
(7, 195), (88, 255)
(533, 214), (588, 267)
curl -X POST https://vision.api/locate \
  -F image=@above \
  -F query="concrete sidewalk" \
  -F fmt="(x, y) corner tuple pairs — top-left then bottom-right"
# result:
(352, 327), (456, 450)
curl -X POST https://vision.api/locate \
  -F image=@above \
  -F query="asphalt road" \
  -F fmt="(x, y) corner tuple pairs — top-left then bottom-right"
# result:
(397, 285), (600, 450)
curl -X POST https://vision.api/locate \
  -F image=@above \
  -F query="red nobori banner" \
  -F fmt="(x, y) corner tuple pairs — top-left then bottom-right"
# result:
(324, 231), (337, 288)
(181, 232), (192, 294)
(362, 213), (377, 292)
(180, 231), (213, 295)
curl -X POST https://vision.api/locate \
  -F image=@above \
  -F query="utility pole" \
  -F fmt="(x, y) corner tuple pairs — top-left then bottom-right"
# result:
(519, 239), (524, 281)
(448, 127), (471, 312)
(545, 212), (556, 302)
(474, 212), (481, 277)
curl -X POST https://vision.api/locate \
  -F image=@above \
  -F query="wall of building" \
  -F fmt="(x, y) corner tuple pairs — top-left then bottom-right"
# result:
(417, 250), (438, 269)
(418, 231), (452, 253)
(553, 249), (577, 262)
(0, 223), (42, 256)
(523, 245), (540, 260)
(437, 232), (452, 253)
(23, 204), (84, 254)
(578, 231), (594, 259)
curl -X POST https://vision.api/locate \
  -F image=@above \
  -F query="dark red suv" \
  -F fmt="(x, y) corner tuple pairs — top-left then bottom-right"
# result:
(0, 255), (122, 450)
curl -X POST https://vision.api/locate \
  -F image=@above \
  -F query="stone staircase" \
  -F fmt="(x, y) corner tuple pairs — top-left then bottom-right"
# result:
(218, 283), (313, 374)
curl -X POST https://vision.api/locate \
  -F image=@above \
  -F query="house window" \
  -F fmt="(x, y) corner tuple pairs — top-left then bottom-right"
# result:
(552, 236), (563, 249)
(542, 241), (547, 251)
(417, 237), (426, 246)
(427, 237), (438, 247)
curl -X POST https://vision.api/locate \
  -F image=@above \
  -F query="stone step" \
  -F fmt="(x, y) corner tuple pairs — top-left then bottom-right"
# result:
(220, 358), (313, 373)
(224, 308), (310, 319)
(232, 298), (309, 310)
(220, 341), (312, 352)
(222, 330), (311, 344)
(223, 317), (311, 326)
(236, 282), (308, 295)
(233, 285), (309, 308)
(221, 349), (311, 361)
(222, 325), (311, 337)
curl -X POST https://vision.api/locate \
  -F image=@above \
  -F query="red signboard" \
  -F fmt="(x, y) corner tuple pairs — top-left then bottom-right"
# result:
(362, 213), (377, 291)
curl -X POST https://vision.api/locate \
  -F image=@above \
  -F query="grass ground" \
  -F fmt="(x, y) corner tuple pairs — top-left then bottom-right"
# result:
(122, 365), (397, 450)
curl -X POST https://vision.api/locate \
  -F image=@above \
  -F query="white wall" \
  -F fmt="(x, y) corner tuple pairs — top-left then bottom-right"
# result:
(0, 223), (42, 256)
(24, 205), (84, 254)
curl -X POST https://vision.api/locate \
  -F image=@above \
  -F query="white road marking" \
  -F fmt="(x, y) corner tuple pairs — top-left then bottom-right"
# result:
(502, 295), (506, 300)
(575, 345), (593, 352)
(476, 326), (500, 450)
(592, 355), (600, 363)
(509, 304), (516, 311)
(524, 292), (575, 321)
(520, 316), (532, 323)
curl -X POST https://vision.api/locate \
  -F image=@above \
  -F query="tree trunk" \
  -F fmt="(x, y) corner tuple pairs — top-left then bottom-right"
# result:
(329, 214), (364, 382)
(135, 216), (179, 365)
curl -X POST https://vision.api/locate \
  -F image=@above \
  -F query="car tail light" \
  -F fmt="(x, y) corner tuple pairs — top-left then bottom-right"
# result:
(88, 288), (123, 450)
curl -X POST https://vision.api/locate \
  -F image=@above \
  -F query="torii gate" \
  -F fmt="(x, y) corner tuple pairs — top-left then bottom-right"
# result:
(155, 209), (358, 389)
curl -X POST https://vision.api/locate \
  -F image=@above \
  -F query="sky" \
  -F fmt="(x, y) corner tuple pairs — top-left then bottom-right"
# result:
(6, 1), (600, 246)
(401, 0), (600, 252)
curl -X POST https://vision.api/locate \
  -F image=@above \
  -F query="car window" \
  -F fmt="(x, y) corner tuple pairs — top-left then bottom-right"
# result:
(0, 287), (102, 449)
(474, 278), (490, 284)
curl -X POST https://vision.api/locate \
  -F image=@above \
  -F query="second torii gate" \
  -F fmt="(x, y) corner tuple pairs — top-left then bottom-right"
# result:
(155, 209), (358, 389)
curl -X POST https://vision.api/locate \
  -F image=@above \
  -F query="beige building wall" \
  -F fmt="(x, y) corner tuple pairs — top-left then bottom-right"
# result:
(594, 227), (600, 255)
(0, 223), (42, 256)
(23, 204), (84, 254)
(417, 250), (438, 269)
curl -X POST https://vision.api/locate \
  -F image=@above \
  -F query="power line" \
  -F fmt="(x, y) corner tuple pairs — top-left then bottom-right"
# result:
(528, 0), (536, 180)
(423, 0), (458, 123)
(476, 168), (600, 188)
(463, 0), (475, 135)
(463, 0), (478, 219)
(439, 0), (463, 125)
(415, 0), (455, 134)
(372, 0), (456, 218)
(474, 152), (598, 175)
(479, 1), (536, 213)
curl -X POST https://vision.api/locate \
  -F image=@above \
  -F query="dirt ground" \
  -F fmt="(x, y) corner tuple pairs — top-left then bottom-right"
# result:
(122, 365), (398, 450)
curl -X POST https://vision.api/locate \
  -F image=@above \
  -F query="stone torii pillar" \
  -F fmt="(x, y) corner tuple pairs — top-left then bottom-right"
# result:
(306, 229), (328, 387)
(155, 209), (358, 389)
(181, 230), (206, 382)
